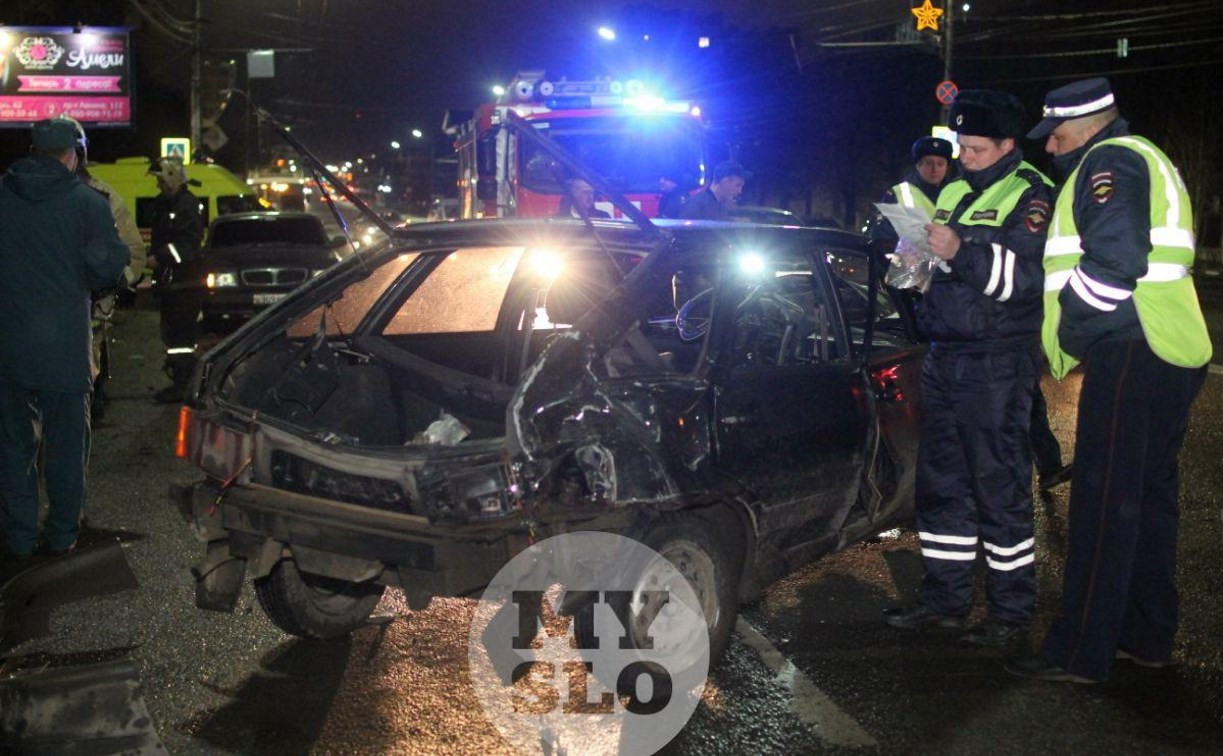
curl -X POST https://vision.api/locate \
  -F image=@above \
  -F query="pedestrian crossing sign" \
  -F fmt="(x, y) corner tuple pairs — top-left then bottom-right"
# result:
(160, 137), (191, 163)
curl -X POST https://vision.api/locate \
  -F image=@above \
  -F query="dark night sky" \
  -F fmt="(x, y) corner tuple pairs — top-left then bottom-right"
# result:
(3, 0), (1222, 223)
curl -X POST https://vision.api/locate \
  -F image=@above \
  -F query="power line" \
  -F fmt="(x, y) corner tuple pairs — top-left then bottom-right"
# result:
(960, 34), (1223, 60)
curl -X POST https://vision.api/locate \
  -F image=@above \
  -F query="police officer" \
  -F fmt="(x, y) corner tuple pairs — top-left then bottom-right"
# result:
(1006, 79), (1211, 683)
(680, 160), (746, 220)
(868, 135), (955, 240)
(147, 155), (204, 403)
(884, 90), (1053, 646)
(0, 118), (128, 561)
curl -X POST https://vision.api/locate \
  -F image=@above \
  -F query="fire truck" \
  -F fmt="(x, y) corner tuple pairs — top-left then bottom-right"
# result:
(444, 71), (707, 219)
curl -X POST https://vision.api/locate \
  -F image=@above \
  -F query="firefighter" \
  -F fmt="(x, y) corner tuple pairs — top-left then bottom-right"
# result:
(147, 156), (204, 403)
(1006, 78), (1211, 683)
(0, 118), (128, 560)
(884, 90), (1053, 647)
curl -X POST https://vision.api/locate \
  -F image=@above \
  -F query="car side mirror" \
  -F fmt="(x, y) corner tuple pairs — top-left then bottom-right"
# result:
(329, 236), (348, 248)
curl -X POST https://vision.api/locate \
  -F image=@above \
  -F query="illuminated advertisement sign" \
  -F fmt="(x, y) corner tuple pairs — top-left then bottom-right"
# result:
(0, 26), (132, 127)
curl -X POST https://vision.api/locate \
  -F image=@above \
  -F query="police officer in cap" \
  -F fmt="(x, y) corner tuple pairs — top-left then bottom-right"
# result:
(1005, 79), (1211, 683)
(868, 135), (956, 241)
(884, 90), (1053, 646)
(147, 155), (204, 403)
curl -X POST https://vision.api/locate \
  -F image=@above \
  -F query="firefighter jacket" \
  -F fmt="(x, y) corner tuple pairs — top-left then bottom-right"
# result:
(149, 186), (203, 273)
(0, 155), (129, 393)
(83, 172), (144, 286)
(919, 149), (1053, 346)
(1041, 118), (1211, 378)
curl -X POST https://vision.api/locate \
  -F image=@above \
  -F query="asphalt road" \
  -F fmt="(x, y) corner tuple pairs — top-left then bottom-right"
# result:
(3, 289), (1223, 755)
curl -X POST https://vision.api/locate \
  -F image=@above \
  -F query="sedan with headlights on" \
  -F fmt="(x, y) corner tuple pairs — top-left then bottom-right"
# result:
(186, 211), (345, 334)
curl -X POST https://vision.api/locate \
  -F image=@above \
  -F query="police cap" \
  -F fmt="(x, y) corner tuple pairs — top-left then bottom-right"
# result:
(911, 136), (954, 163)
(1026, 77), (1115, 140)
(948, 90), (1026, 140)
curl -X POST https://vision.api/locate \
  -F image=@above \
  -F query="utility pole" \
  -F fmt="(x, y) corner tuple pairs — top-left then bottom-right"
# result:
(190, 0), (203, 159)
(941, 2), (954, 123)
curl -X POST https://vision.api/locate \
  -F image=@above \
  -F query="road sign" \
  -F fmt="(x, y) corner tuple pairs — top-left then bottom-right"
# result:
(935, 80), (958, 106)
(160, 137), (191, 163)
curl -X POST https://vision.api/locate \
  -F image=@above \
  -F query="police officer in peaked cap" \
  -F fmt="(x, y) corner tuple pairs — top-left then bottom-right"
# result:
(884, 89), (1054, 648)
(1005, 78), (1211, 683)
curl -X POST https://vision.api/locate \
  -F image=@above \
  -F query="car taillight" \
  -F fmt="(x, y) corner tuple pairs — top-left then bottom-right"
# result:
(176, 405), (253, 482)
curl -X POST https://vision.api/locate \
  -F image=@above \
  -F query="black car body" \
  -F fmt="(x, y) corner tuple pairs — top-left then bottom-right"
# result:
(176, 216), (924, 656)
(187, 211), (342, 332)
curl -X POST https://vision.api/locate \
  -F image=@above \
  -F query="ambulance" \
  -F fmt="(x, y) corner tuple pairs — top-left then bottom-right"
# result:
(87, 157), (261, 242)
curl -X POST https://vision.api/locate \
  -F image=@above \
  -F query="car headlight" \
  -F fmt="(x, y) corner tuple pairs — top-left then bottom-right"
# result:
(206, 272), (239, 288)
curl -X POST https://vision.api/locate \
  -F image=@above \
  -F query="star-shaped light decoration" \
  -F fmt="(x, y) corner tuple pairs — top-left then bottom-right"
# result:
(912, 0), (944, 31)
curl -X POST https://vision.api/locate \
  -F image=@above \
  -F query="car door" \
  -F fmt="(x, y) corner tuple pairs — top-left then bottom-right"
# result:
(824, 246), (925, 532)
(711, 235), (869, 569)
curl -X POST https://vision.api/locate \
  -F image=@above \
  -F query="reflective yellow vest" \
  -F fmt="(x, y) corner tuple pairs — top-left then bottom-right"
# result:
(1042, 135), (1212, 379)
(933, 162), (1050, 232)
(891, 180), (937, 217)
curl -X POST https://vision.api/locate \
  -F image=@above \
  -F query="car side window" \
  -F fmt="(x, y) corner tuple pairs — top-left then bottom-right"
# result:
(727, 252), (838, 369)
(825, 249), (913, 351)
(383, 246), (524, 335)
(286, 253), (418, 338)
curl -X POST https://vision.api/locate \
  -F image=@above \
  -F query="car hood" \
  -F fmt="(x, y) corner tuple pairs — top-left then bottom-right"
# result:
(202, 244), (336, 268)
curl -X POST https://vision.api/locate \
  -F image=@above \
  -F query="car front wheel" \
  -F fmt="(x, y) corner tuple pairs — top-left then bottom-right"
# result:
(254, 559), (386, 639)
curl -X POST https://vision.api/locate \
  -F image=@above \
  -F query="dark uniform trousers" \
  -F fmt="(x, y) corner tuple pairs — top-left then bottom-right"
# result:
(0, 380), (90, 554)
(916, 341), (1040, 625)
(1041, 338), (1206, 681)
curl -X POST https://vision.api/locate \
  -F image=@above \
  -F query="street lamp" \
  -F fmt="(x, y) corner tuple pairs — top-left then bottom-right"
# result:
(411, 128), (423, 139)
(390, 140), (401, 150)
(598, 26), (616, 41)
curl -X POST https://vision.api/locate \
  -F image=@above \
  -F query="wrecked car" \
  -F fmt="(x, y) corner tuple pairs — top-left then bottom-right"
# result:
(175, 212), (925, 659)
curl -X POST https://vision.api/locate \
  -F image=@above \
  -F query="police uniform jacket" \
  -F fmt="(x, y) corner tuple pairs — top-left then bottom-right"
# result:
(149, 186), (203, 270)
(1042, 117), (1210, 373)
(868, 168), (951, 242)
(0, 155), (129, 393)
(919, 148), (1052, 346)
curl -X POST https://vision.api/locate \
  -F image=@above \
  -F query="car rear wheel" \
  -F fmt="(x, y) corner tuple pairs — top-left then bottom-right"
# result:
(254, 559), (385, 639)
(575, 518), (740, 665)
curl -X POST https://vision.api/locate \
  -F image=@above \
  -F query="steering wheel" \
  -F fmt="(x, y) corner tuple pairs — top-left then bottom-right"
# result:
(676, 287), (715, 341)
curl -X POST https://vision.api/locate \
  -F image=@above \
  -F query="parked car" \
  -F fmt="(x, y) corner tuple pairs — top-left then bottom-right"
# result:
(174, 211), (925, 660)
(181, 211), (344, 333)
(727, 205), (842, 229)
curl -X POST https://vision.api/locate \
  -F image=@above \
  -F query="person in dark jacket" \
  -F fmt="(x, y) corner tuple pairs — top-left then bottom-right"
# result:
(1006, 79), (1210, 683)
(657, 174), (688, 219)
(0, 118), (128, 560)
(147, 155), (204, 403)
(556, 178), (611, 219)
(680, 160), (746, 220)
(884, 90), (1053, 647)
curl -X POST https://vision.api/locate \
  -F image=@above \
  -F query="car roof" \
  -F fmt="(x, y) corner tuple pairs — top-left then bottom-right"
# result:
(209, 211), (321, 226)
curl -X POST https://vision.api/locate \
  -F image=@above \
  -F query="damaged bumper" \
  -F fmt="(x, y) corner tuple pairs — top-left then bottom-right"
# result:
(175, 480), (532, 611)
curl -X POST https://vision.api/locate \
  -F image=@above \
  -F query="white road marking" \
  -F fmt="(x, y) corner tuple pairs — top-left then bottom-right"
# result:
(735, 617), (877, 747)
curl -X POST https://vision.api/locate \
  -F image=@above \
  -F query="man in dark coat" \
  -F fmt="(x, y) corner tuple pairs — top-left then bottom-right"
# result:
(0, 118), (128, 559)
(147, 156), (204, 403)
(680, 160), (747, 220)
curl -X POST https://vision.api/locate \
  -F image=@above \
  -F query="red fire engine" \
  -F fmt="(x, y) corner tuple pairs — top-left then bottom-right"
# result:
(445, 71), (707, 219)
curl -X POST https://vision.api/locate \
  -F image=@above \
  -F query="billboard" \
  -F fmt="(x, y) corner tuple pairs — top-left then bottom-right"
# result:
(0, 26), (132, 127)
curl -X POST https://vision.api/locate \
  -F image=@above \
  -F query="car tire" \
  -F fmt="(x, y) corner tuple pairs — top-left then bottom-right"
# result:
(575, 518), (740, 666)
(254, 559), (385, 639)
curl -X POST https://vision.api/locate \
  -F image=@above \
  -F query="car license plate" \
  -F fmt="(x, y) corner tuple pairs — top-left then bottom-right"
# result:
(253, 293), (286, 306)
